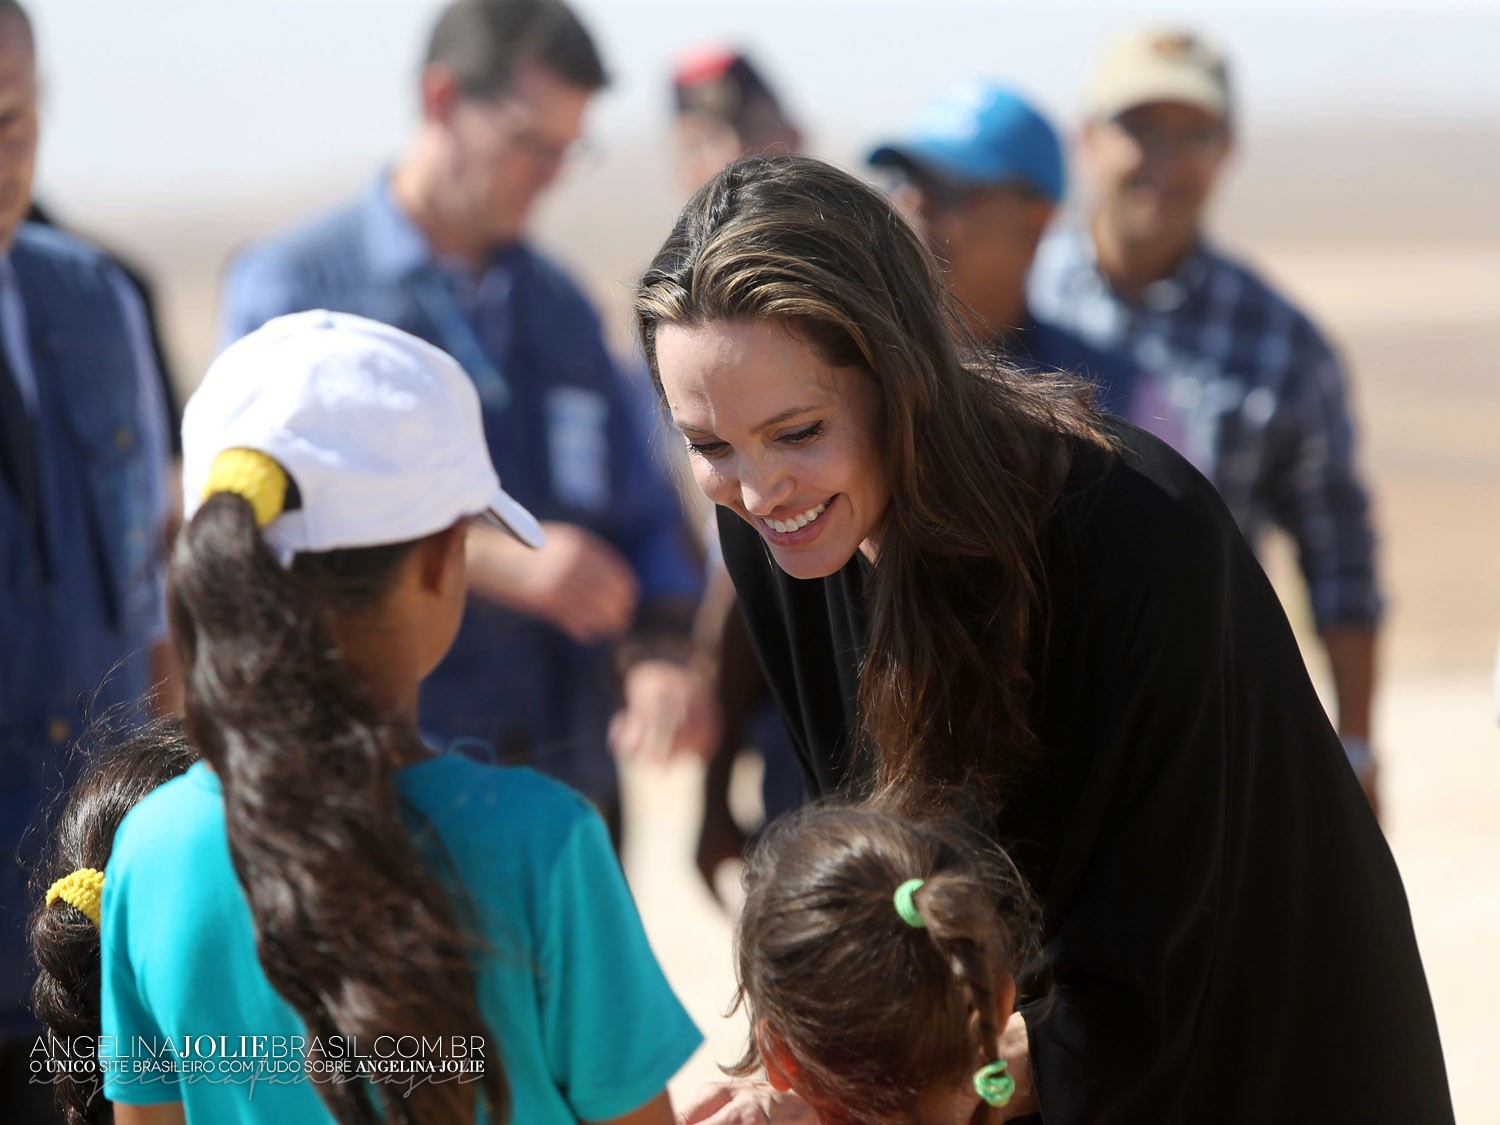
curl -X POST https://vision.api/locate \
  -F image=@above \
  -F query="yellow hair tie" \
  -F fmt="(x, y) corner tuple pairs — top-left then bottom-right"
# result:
(202, 448), (289, 528)
(45, 868), (104, 927)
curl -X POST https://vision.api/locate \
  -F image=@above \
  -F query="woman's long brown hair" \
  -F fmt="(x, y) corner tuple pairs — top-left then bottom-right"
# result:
(169, 494), (507, 1124)
(636, 153), (1112, 805)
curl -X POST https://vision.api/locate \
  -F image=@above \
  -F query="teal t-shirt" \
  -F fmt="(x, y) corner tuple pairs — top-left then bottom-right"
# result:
(100, 756), (700, 1122)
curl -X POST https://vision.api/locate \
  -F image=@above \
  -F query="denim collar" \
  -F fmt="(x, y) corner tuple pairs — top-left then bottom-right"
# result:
(361, 175), (527, 287)
(361, 175), (435, 283)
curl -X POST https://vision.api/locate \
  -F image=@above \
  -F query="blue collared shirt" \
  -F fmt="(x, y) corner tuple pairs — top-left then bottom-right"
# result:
(220, 180), (702, 797)
(1029, 226), (1381, 629)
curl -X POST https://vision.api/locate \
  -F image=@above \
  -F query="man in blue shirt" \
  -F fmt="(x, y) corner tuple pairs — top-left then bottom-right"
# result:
(1028, 27), (1383, 813)
(867, 80), (1148, 421)
(220, 0), (713, 842)
(0, 1), (172, 1116)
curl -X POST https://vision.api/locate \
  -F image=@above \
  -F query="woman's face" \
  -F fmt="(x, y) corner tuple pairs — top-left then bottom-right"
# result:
(655, 319), (890, 580)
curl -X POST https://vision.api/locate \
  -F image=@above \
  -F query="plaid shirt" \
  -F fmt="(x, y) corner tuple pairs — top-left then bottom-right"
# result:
(1030, 226), (1382, 628)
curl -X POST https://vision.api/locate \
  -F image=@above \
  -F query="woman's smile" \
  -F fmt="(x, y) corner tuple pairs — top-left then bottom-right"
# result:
(760, 497), (831, 536)
(756, 496), (841, 551)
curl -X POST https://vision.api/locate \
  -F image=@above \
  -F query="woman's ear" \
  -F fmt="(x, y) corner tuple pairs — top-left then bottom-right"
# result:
(755, 1020), (799, 1094)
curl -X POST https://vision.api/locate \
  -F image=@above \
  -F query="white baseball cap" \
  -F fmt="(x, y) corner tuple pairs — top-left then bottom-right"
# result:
(182, 309), (544, 561)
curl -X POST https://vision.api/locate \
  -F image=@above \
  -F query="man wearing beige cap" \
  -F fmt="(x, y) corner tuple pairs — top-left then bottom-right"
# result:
(1031, 27), (1385, 816)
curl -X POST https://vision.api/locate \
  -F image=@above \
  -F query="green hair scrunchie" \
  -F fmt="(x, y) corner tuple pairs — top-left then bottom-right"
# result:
(974, 1059), (1015, 1108)
(893, 878), (926, 928)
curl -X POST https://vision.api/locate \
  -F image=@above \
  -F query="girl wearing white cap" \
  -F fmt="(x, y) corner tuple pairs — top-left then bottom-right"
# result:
(96, 311), (698, 1124)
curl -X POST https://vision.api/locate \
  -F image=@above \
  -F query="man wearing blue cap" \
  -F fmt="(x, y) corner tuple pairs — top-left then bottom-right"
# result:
(869, 80), (1146, 420)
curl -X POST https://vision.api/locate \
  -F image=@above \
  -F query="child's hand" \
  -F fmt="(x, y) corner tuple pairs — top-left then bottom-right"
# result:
(610, 659), (721, 763)
(676, 1081), (817, 1124)
(466, 521), (639, 643)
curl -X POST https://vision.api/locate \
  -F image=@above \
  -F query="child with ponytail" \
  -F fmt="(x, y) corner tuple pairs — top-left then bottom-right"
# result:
(96, 311), (699, 1125)
(728, 804), (1041, 1125)
(30, 719), (198, 1125)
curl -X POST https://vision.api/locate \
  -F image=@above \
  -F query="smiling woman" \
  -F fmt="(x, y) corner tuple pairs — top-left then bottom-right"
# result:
(636, 154), (1453, 1124)
(639, 154), (1106, 798)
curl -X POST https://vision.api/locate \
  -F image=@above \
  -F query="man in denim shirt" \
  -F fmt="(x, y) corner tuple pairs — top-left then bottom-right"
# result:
(0, 2), (171, 1115)
(221, 0), (714, 842)
(1030, 27), (1384, 814)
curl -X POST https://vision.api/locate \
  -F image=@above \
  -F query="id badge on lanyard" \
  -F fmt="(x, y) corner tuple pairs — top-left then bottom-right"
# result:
(411, 265), (612, 512)
(544, 385), (611, 512)
(410, 269), (512, 412)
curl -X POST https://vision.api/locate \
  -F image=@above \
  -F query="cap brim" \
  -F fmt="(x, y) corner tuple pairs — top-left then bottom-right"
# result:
(480, 487), (545, 549)
(868, 143), (912, 170)
(868, 143), (972, 183)
(1092, 74), (1229, 121)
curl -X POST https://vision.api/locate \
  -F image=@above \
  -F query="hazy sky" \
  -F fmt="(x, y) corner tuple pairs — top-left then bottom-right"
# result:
(25, 0), (1500, 213)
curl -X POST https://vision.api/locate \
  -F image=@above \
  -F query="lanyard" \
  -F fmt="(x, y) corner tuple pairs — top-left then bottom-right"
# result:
(409, 268), (512, 412)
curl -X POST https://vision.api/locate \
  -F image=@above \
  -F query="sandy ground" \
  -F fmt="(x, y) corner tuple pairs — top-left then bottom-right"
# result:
(65, 123), (1500, 1121)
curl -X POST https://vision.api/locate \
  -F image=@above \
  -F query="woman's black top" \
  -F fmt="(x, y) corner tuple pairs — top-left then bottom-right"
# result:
(719, 422), (1452, 1123)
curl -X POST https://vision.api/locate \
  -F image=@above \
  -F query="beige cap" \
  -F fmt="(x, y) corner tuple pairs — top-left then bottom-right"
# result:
(1087, 27), (1231, 121)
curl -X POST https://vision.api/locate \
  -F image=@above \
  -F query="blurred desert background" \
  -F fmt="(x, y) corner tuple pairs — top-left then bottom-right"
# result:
(27, 0), (1500, 1119)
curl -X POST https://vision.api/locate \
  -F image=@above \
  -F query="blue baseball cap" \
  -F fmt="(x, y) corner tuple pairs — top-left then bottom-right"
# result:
(868, 80), (1065, 203)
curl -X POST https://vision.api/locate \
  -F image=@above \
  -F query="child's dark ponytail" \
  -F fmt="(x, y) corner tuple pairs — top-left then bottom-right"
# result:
(905, 873), (1023, 1121)
(910, 876), (1006, 1057)
(731, 804), (1041, 1124)
(169, 493), (508, 1125)
(29, 718), (199, 1124)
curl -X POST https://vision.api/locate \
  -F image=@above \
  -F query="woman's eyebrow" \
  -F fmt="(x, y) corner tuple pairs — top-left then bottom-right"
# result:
(750, 405), (820, 434)
(678, 405), (822, 435)
(674, 403), (823, 438)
